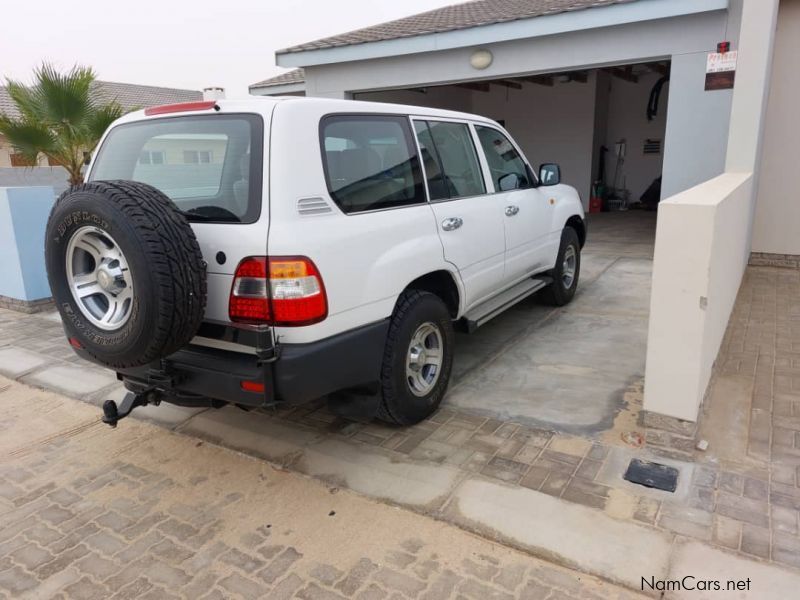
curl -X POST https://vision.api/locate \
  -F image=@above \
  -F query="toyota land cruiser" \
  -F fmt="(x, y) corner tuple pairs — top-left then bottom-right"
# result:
(45, 96), (586, 426)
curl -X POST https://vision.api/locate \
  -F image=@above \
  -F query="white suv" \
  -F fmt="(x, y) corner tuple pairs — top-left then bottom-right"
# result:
(44, 96), (585, 426)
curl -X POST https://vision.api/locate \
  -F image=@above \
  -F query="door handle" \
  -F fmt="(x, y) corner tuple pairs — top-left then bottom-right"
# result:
(505, 205), (520, 217)
(441, 217), (463, 231)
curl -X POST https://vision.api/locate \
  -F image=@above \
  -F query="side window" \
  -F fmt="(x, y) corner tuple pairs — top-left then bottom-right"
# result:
(414, 120), (485, 200)
(320, 115), (425, 214)
(475, 125), (533, 191)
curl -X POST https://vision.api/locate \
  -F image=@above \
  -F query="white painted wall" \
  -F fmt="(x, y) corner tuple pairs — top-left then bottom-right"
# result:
(752, 0), (800, 256)
(359, 77), (599, 204)
(601, 71), (669, 202)
(645, 173), (752, 421)
(471, 75), (598, 205)
(644, 0), (780, 423)
(660, 52), (733, 199)
(359, 70), (672, 208)
(357, 85), (472, 113)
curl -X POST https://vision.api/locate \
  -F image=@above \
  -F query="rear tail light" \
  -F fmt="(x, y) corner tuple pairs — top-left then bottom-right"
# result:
(229, 256), (328, 326)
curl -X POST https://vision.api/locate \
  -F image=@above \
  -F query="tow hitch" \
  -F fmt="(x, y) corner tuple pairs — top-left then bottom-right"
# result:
(102, 390), (160, 428)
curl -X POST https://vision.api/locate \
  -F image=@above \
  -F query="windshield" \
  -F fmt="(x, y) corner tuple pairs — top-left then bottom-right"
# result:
(90, 114), (263, 223)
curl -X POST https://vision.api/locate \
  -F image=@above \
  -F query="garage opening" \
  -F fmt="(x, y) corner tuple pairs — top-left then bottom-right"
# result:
(354, 63), (671, 435)
(355, 61), (669, 232)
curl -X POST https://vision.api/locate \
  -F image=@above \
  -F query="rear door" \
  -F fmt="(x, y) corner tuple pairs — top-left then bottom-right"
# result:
(89, 112), (268, 324)
(412, 118), (506, 310)
(474, 124), (553, 280)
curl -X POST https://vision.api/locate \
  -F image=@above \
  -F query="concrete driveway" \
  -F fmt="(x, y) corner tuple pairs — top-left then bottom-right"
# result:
(447, 210), (656, 435)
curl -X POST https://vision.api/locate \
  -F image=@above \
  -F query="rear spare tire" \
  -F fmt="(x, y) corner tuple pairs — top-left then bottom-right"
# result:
(45, 180), (206, 368)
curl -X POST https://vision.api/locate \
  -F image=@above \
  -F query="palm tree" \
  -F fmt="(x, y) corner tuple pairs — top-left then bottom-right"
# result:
(0, 63), (125, 185)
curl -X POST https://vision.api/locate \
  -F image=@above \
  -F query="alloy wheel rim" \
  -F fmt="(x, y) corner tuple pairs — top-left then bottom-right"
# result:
(66, 226), (134, 331)
(562, 245), (577, 289)
(405, 322), (444, 397)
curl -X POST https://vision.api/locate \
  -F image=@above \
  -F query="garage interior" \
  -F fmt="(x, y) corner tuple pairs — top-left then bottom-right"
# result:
(355, 62), (671, 435)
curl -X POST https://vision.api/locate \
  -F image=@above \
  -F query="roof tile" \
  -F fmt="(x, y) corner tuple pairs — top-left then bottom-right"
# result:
(250, 68), (306, 89)
(278, 0), (640, 54)
(0, 80), (202, 120)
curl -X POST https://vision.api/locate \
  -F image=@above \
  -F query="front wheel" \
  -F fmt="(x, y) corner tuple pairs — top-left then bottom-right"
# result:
(541, 227), (581, 306)
(377, 290), (454, 426)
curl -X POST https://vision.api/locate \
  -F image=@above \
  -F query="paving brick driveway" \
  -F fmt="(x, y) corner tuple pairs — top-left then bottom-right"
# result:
(0, 379), (644, 600)
(1, 214), (800, 596)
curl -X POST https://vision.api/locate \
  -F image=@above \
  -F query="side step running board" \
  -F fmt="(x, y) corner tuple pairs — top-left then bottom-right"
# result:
(461, 276), (552, 333)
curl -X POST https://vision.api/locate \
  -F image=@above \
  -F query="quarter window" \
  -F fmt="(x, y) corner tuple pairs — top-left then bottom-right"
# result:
(475, 126), (533, 191)
(414, 120), (485, 201)
(320, 115), (425, 214)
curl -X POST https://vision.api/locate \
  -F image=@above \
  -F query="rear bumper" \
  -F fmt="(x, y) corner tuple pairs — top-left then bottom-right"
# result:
(98, 319), (390, 408)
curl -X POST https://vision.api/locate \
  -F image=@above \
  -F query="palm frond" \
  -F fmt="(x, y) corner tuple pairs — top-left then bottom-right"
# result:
(82, 101), (125, 149)
(0, 116), (57, 164)
(29, 63), (95, 134)
(3, 80), (47, 122)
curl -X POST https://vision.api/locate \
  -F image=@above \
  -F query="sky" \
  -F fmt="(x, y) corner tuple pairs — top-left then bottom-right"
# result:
(1, 0), (457, 97)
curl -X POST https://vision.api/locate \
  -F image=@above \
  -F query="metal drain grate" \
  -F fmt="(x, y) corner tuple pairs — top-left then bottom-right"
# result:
(623, 459), (679, 492)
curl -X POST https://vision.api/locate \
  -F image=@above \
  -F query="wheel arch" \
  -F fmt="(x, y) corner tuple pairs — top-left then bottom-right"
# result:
(565, 214), (586, 248)
(404, 270), (462, 319)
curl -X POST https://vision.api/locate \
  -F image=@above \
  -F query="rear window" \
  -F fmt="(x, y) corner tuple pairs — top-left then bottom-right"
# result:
(90, 114), (263, 223)
(320, 115), (425, 214)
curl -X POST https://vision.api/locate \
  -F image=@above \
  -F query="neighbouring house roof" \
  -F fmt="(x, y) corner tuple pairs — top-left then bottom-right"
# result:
(277, 0), (640, 54)
(250, 68), (306, 90)
(0, 80), (202, 120)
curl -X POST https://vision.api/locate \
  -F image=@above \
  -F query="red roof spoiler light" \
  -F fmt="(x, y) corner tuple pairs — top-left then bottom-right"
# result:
(144, 100), (218, 116)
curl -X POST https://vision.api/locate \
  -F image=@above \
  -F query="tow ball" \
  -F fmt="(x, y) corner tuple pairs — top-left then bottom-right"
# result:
(102, 390), (160, 428)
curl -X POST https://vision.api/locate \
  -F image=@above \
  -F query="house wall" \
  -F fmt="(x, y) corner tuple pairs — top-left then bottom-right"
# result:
(0, 136), (11, 168)
(660, 52), (733, 198)
(0, 135), (48, 168)
(304, 10), (736, 203)
(469, 74), (598, 205)
(601, 71), (669, 203)
(361, 77), (598, 204)
(357, 86), (472, 113)
(751, 0), (800, 256)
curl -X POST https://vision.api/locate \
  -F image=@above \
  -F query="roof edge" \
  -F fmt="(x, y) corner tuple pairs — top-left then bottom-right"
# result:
(249, 82), (306, 95)
(277, 0), (728, 68)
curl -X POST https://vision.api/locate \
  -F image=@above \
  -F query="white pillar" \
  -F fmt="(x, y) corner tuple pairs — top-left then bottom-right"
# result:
(725, 0), (780, 173)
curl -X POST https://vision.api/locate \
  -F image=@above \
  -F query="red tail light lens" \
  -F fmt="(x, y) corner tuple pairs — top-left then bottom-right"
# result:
(229, 256), (327, 326)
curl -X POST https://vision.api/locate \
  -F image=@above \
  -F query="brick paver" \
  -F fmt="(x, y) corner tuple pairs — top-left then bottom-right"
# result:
(1, 264), (799, 574)
(0, 378), (644, 599)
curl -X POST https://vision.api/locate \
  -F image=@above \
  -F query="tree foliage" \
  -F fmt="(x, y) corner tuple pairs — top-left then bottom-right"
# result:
(0, 64), (125, 185)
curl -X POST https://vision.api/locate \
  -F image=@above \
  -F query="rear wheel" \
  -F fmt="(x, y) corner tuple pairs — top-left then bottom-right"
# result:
(378, 290), (454, 425)
(541, 227), (581, 306)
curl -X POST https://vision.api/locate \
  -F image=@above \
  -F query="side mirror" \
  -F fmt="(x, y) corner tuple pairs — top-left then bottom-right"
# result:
(539, 163), (561, 186)
(498, 172), (521, 192)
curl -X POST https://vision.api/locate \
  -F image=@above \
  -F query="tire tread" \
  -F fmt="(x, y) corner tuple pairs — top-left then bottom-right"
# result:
(48, 180), (206, 368)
